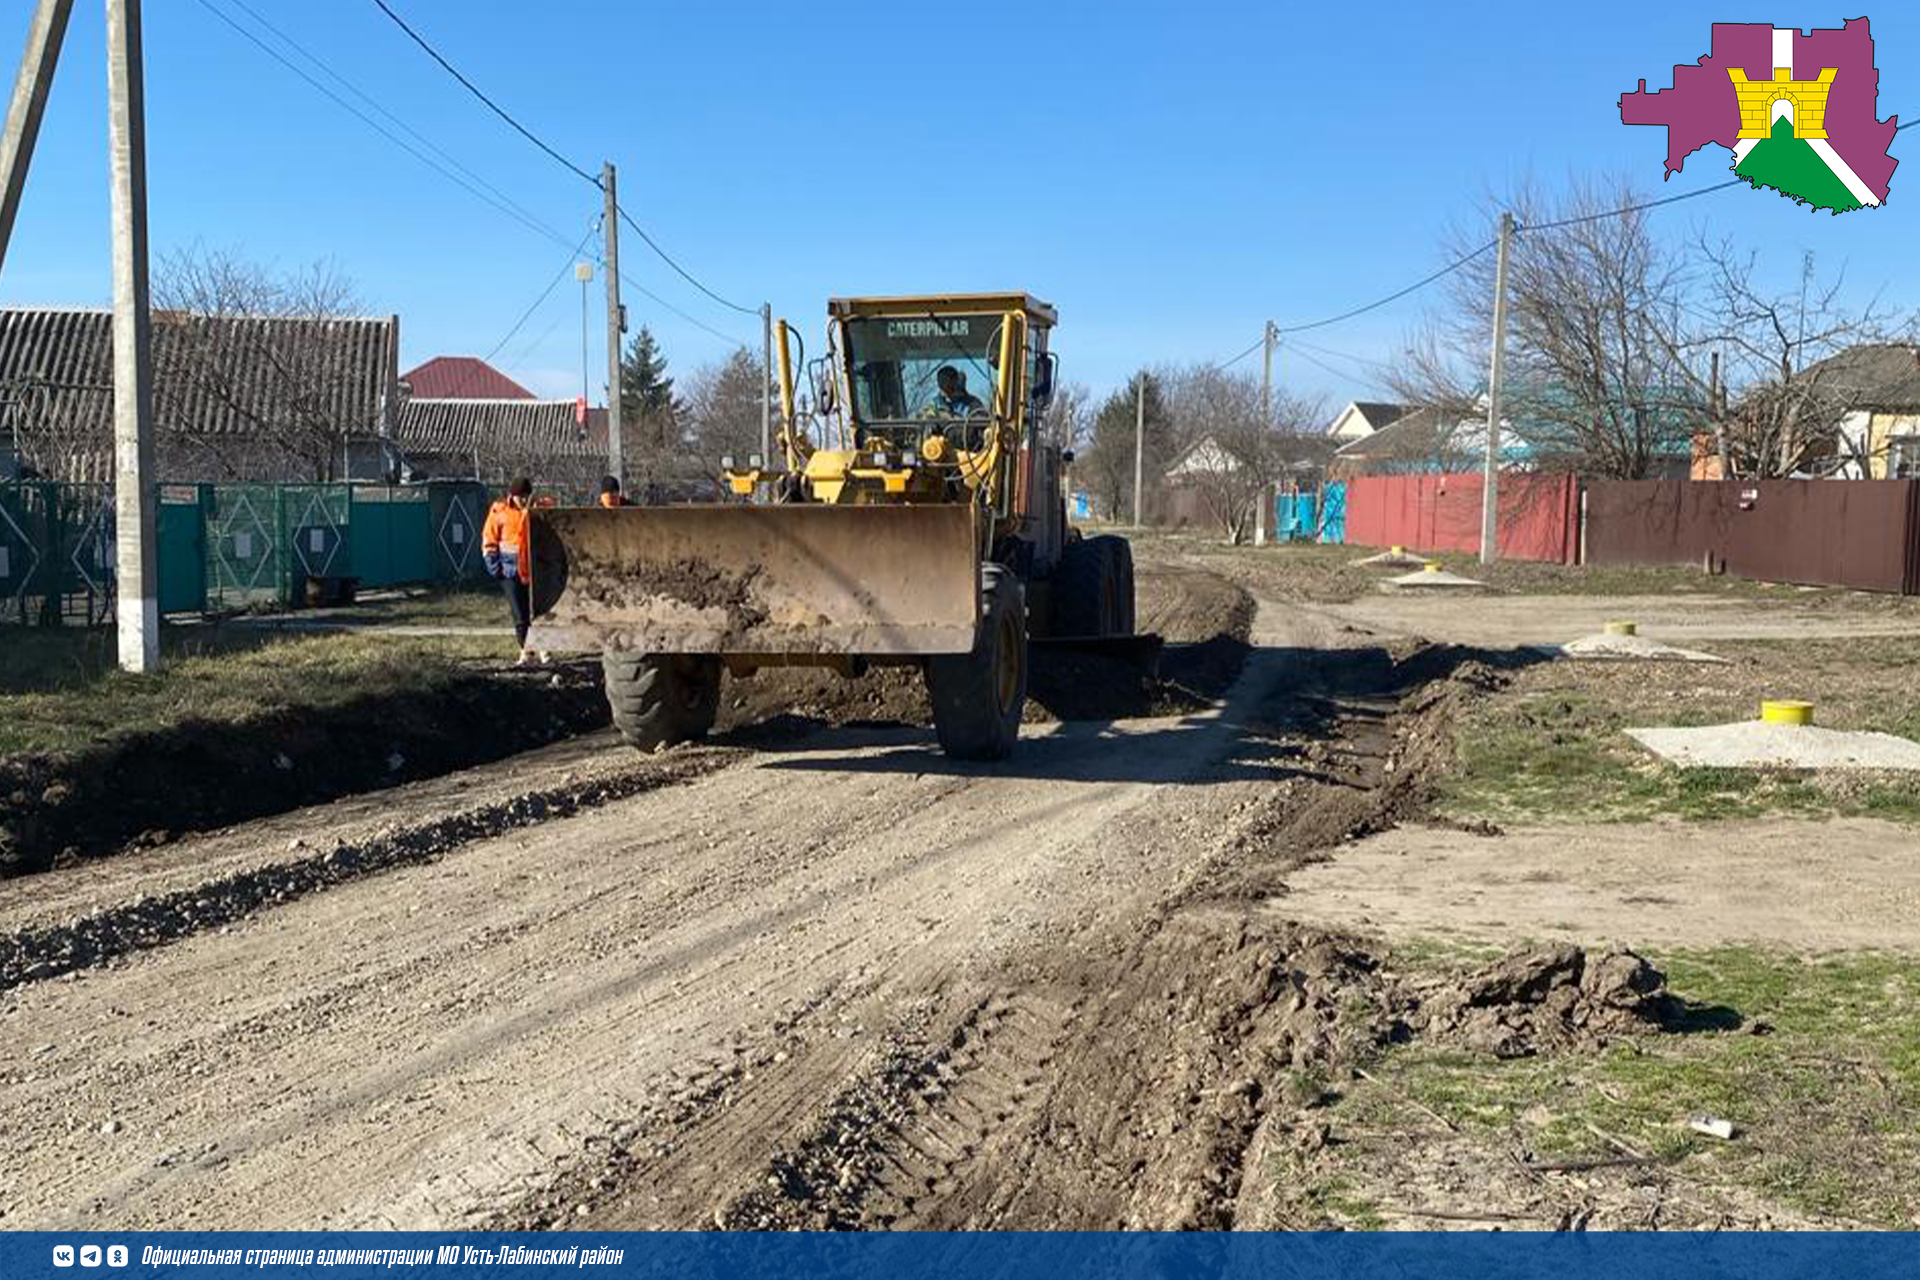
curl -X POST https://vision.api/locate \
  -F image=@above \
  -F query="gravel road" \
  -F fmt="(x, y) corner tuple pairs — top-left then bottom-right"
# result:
(2, 594), (1426, 1231)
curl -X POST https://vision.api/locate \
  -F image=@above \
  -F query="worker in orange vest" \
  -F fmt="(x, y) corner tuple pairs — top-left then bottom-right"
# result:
(597, 475), (629, 508)
(483, 476), (544, 665)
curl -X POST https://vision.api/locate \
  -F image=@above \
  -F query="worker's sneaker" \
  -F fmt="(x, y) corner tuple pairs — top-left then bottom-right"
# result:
(537, 651), (553, 665)
(514, 650), (535, 668)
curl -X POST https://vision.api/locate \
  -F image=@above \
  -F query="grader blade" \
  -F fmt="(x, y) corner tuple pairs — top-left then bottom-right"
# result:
(526, 504), (981, 657)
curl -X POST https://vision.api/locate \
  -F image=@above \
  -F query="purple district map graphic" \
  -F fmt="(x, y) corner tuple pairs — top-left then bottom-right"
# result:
(1621, 19), (1896, 207)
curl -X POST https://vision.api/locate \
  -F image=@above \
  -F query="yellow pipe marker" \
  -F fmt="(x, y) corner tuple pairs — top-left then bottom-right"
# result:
(1423, 561), (1442, 573)
(1760, 700), (1814, 726)
(1604, 621), (1638, 636)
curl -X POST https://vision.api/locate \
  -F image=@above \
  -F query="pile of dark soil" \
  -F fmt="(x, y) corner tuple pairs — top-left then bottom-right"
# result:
(1413, 944), (1677, 1058)
(0, 661), (609, 877)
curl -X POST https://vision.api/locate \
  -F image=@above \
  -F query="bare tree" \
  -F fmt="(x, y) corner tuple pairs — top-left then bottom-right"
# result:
(1680, 238), (1913, 477)
(1166, 365), (1323, 544)
(1391, 178), (1703, 479)
(684, 347), (765, 468)
(153, 248), (376, 481)
(1042, 380), (1093, 453)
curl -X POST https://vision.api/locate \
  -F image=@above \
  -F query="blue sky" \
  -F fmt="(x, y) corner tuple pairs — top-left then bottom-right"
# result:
(2, 1), (1913, 417)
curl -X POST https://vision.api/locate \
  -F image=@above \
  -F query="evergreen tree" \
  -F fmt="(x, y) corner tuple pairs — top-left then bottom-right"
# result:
(1087, 371), (1172, 519)
(620, 327), (681, 449)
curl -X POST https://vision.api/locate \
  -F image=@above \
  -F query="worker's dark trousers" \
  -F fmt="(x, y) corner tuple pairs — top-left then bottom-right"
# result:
(501, 576), (531, 648)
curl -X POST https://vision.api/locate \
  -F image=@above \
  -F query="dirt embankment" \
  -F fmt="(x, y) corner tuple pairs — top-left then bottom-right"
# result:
(0, 663), (611, 879)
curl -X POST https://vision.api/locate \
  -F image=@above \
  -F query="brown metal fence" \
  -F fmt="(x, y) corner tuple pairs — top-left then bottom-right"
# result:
(1583, 479), (1920, 594)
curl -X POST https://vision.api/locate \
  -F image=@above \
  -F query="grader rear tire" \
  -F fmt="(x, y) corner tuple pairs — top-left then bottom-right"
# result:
(927, 565), (1027, 761)
(602, 652), (721, 751)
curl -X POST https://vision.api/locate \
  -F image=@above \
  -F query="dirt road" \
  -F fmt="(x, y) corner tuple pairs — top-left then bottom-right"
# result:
(1, 587), (1470, 1231)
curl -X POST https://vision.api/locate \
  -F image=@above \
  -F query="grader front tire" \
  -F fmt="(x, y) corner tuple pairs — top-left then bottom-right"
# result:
(602, 652), (721, 751)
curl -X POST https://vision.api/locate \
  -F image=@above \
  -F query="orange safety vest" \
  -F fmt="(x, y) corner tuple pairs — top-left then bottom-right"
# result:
(482, 498), (532, 583)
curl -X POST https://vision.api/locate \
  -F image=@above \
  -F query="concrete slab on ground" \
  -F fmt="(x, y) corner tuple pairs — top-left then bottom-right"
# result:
(1626, 721), (1920, 770)
(1268, 819), (1920, 951)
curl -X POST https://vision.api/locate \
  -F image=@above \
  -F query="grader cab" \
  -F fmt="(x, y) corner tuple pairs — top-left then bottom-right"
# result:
(527, 292), (1144, 760)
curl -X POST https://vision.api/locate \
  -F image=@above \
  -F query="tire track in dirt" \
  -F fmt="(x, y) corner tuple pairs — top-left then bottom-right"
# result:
(655, 637), (1520, 1231)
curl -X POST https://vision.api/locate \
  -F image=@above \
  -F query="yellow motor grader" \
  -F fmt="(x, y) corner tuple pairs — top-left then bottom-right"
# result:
(526, 292), (1143, 760)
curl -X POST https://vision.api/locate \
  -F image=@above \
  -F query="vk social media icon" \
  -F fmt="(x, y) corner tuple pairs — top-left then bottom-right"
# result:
(80, 1245), (102, 1267)
(53, 1245), (75, 1267)
(108, 1246), (129, 1267)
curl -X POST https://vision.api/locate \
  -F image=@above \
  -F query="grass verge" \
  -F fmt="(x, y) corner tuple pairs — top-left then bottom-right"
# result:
(1437, 636), (1920, 825)
(1298, 944), (1920, 1229)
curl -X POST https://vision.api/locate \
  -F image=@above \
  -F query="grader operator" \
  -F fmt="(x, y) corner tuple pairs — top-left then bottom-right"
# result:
(526, 293), (1144, 761)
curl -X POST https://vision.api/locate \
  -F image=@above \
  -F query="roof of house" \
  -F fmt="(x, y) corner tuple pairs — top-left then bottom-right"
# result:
(395, 397), (606, 463)
(1799, 343), (1920, 410)
(0, 306), (398, 479)
(1333, 405), (1463, 461)
(399, 355), (535, 400)
(1341, 401), (1411, 433)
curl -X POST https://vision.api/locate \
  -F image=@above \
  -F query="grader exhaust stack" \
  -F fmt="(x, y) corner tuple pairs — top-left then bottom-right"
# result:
(524, 291), (1151, 762)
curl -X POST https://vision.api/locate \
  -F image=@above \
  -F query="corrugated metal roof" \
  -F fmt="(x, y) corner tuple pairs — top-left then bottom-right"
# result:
(395, 397), (606, 461)
(0, 306), (397, 480)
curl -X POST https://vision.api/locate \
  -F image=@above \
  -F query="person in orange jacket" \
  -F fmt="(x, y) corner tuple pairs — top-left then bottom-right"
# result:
(597, 475), (629, 508)
(482, 476), (544, 665)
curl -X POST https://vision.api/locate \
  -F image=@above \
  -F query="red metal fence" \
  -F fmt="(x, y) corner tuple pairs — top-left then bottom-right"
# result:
(1583, 479), (1920, 594)
(1344, 472), (1579, 564)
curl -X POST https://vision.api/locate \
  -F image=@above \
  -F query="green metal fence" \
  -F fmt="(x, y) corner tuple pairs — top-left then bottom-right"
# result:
(1, 479), (494, 625)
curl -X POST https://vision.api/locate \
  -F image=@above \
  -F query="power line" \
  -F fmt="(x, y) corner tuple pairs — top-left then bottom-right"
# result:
(366, 0), (603, 189)
(615, 206), (760, 317)
(1276, 240), (1498, 335)
(1215, 336), (1266, 369)
(221, 0), (564, 250)
(191, 0), (582, 258)
(367, 0), (758, 320)
(198, 0), (742, 351)
(483, 217), (602, 366)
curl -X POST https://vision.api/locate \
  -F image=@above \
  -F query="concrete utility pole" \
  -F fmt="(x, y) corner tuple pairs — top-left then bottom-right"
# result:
(0, 0), (73, 280)
(107, 0), (157, 672)
(1132, 372), (1145, 527)
(1478, 210), (1514, 566)
(1260, 319), (1277, 426)
(602, 161), (624, 485)
(759, 302), (772, 469)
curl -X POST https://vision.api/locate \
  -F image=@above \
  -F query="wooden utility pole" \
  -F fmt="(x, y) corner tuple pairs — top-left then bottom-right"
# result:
(602, 162), (624, 485)
(1478, 211), (1514, 565)
(1132, 373), (1145, 527)
(107, 0), (157, 672)
(0, 0), (73, 279)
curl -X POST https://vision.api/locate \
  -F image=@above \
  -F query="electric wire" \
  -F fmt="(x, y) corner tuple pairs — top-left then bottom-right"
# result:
(1215, 336), (1267, 370)
(483, 217), (602, 365)
(369, 0), (758, 320)
(192, 0), (583, 258)
(367, 0), (603, 189)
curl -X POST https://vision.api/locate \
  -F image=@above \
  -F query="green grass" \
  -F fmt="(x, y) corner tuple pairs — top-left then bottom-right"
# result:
(1342, 945), (1920, 1227)
(1438, 637), (1920, 825)
(0, 623), (509, 758)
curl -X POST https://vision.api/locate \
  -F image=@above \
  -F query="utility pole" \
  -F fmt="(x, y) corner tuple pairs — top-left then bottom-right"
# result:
(1132, 372), (1145, 528)
(1260, 320), (1277, 427)
(602, 162), (624, 485)
(0, 0), (73, 280)
(1478, 210), (1514, 566)
(759, 302), (772, 469)
(107, 0), (157, 672)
